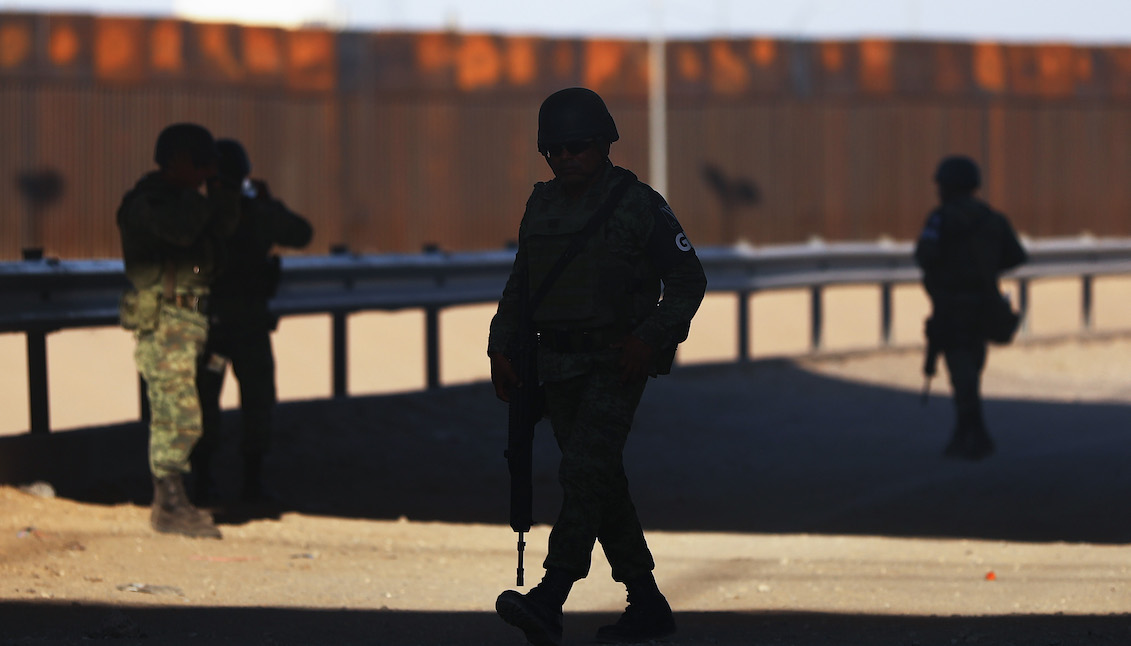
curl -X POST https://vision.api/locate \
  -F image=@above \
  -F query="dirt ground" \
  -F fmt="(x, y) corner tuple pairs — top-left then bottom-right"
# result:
(3, 335), (1131, 645)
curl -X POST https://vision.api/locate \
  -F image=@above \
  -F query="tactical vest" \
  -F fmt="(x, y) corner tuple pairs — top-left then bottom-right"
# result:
(523, 183), (636, 330)
(928, 200), (1000, 296)
(117, 174), (228, 293)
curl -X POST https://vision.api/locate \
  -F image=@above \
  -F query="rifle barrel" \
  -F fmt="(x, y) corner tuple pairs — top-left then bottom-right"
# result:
(516, 531), (526, 586)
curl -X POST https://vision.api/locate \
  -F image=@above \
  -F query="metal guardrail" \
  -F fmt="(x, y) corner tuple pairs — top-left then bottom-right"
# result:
(5, 236), (1131, 435)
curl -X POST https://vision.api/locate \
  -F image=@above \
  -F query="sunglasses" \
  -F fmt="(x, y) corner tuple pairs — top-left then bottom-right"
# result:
(541, 139), (598, 158)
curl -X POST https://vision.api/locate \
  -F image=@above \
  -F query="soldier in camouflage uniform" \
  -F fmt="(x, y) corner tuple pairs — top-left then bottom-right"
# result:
(490, 88), (707, 645)
(193, 138), (313, 504)
(915, 155), (1027, 460)
(117, 123), (240, 538)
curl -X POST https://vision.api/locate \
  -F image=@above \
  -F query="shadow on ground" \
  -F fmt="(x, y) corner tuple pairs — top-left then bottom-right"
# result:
(1, 601), (1128, 646)
(2, 359), (1130, 543)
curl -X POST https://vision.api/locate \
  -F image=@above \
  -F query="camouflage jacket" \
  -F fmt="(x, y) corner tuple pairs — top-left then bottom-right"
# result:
(489, 162), (707, 381)
(116, 172), (240, 293)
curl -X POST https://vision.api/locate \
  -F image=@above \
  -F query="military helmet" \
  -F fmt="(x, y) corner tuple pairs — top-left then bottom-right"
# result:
(154, 122), (217, 168)
(216, 138), (252, 182)
(934, 155), (981, 191)
(537, 87), (619, 153)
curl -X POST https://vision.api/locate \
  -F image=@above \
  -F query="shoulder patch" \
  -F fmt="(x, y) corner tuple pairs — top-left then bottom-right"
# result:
(646, 197), (695, 271)
(659, 203), (681, 231)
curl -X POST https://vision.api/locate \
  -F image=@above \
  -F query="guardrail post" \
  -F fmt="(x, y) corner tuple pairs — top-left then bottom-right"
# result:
(737, 290), (750, 362)
(1017, 278), (1030, 337)
(810, 285), (823, 351)
(10, 243), (1131, 436)
(425, 306), (441, 390)
(880, 282), (893, 346)
(1081, 274), (1093, 332)
(332, 310), (348, 398)
(27, 329), (49, 435)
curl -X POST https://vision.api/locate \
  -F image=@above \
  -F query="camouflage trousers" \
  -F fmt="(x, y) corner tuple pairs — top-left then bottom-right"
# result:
(134, 304), (208, 478)
(542, 360), (654, 582)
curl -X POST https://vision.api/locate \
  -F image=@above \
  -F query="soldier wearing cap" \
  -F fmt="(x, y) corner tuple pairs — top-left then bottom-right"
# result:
(117, 122), (240, 538)
(489, 88), (707, 644)
(915, 155), (1027, 460)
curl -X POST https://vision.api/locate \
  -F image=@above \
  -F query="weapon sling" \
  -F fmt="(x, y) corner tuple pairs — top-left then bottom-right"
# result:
(506, 177), (632, 586)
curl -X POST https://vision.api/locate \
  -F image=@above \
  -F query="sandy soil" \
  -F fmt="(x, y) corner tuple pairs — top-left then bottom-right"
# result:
(3, 330), (1131, 645)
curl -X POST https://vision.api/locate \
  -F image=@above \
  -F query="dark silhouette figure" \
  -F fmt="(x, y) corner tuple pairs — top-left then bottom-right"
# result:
(488, 87), (707, 646)
(192, 139), (313, 505)
(914, 155), (1027, 460)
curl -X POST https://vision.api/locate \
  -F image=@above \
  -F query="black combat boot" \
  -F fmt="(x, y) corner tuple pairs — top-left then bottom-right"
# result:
(190, 453), (218, 505)
(961, 424), (995, 460)
(944, 415), (994, 461)
(596, 573), (676, 643)
(242, 452), (277, 503)
(943, 426), (964, 458)
(243, 453), (263, 501)
(150, 475), (222, 539)
(242, 452), (285, 509)
(496, 567), (575, 646)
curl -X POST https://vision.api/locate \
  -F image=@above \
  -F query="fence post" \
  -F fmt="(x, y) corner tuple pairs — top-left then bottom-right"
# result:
(880, 282), (893, 346)
(810, 285), (823, 351)
(26, 329), (49, 435)
(737, 290), (751, 362)
(1018, 278), (1030, 337)
(332, 310), (348, 398)
(1081, 274), (1093, 332)
(425, 306), (441, 390)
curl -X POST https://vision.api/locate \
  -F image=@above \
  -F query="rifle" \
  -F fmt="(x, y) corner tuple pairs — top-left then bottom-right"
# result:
(921, 316), (941, 406)
(505, 266), (542, 587)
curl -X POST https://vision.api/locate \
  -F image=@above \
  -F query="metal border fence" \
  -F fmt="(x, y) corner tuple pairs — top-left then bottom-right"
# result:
(5, 236), (1131, 435)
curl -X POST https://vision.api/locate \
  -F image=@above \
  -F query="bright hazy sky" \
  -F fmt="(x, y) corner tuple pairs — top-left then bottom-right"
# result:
(1, 0), (1128, 43)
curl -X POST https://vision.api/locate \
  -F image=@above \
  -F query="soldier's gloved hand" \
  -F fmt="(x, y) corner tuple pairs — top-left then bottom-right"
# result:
(490, 352), (518, 403)
(616, 335), (654, 384)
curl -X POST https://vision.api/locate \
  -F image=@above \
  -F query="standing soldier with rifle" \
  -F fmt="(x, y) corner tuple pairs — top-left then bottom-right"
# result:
(488, 87), (707, 645)
(192, 138), (313, 505)
(915, 155), (1027, 460)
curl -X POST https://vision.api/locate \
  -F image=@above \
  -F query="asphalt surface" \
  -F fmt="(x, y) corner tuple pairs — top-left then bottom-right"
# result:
(2, 340), (1131, 645)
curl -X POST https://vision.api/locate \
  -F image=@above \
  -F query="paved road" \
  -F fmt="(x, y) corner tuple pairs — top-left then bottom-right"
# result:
(2, 339), (1130, 645)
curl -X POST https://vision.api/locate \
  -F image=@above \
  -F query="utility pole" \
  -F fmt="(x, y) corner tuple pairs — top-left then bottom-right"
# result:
(648, 0), (667, 196)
